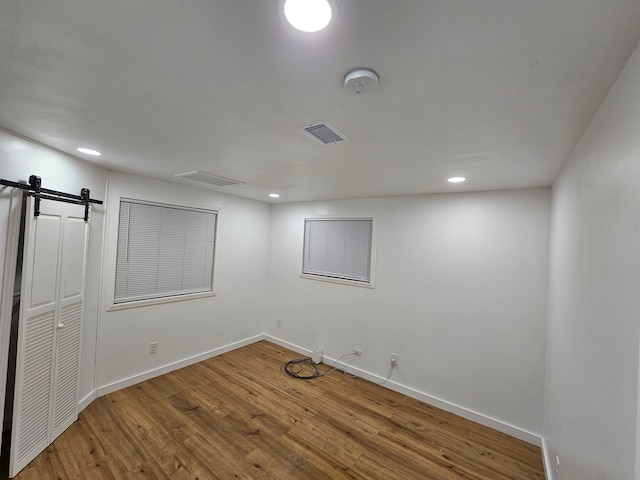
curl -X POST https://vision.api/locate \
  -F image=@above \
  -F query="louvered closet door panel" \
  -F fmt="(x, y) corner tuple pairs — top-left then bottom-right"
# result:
(15, 310), (56, 469)
(52, 208), (87, 439)
(10, 200), (89, 478)
(52, 301), (82, 435)
(10, 199), (62, 476)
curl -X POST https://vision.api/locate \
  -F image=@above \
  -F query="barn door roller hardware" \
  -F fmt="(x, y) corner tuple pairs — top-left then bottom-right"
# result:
(0, 175), (103, 221)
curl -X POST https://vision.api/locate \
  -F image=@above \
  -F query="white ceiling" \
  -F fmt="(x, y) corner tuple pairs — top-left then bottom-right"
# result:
(1, 0), (639, 203)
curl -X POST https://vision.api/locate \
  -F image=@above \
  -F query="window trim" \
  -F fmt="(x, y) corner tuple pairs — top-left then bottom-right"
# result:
(111, 197), (218, 308)
(300, 216), (376, 288)
(107, 290), (215, 311)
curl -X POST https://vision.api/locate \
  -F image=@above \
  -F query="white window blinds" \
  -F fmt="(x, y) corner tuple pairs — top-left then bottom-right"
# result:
(303, 218), (372, 283)
(115, 200), (217, 304)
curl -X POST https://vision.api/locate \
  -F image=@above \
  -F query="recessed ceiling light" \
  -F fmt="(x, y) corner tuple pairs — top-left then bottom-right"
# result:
(269, 193), (280, 198)
(448, 176), (466, 183)
(77, 147), (102, 156)
(284, 0), (332, 32)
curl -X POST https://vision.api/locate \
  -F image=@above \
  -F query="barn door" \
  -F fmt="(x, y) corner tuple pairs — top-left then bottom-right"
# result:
(9, 197), (88, 477)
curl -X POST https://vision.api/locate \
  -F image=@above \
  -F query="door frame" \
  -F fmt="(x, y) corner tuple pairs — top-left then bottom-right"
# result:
(0, 189), (24, 451)
(636, 333), (640, 480)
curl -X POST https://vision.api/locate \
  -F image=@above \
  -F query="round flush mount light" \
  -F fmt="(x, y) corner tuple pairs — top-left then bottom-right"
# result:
(77, 147), (102, 156)
(448, 176), (466, 183)
(269, 193), (280, 198)
(284, 0), (333, 32)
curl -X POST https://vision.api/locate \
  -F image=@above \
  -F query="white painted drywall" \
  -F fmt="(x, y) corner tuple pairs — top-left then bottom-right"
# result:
(543, 42), (640, 480)
(266, 188), (550, 436)
(96, 171), (270, 390)
(0, 130), (108, 414)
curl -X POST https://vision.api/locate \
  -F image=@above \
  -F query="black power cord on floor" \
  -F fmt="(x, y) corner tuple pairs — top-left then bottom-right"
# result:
(281, 352), (398, 385)
(281, 352), (358, 380)
(280, 358), (322, 379)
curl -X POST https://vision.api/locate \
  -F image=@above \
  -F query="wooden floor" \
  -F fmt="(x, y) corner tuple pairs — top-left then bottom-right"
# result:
(3, 341), (544, 479)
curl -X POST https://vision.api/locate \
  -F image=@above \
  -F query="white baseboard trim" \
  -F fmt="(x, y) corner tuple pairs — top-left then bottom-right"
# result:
(96, 334), (265, 398)
(264, 335), (314, 357)
(78, 390), (97, 412)
(541, 437), (553, 480)
(264, 334), (542, 447)
(89, 333), (542, 450)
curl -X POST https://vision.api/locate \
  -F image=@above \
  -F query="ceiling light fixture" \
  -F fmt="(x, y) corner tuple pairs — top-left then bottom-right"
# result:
(284, 0), (332, 32)
(269, 193), (280, 198)
(77, 147), (102, 156)
(448, 176), (466, 183)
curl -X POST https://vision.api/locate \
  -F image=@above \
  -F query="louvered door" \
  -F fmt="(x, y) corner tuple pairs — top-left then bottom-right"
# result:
(9, 198), (88, 477)
(10, 198), (60, 475)
(51, 207), (87, 439)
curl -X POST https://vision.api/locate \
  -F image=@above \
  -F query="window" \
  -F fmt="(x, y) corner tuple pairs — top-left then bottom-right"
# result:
(114, 199), (217, 304)
(302, 218), (373, 286)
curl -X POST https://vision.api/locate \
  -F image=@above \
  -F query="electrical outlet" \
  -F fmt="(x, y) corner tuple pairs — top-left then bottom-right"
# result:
(149, 342), (158, 354)
(276, 318), (282, 328)
(555, 455), (560, 476)
(391, 353), (398, 368)
(353, 348), (362, 356)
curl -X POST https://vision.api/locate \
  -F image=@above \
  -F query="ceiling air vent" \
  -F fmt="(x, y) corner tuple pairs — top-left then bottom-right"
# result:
(299, 121), (350, 145)
(175, 170), (245, 187)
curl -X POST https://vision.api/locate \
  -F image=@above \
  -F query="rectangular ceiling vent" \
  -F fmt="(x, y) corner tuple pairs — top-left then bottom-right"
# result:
(175, 170), (245, 187)
(299, 121), (350, 145)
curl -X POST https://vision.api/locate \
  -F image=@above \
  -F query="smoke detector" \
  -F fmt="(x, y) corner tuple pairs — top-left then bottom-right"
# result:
(344, 68), (379, 94)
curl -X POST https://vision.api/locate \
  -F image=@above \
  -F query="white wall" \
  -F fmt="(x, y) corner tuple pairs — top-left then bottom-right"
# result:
(266, 188), (550, 439)
(96, 171), (270, 393)
(543, 42), (640, 479)
(0, 129), (108, 412)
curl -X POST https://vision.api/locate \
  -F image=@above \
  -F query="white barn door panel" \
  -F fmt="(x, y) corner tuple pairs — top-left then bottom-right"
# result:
(10, 200), (61, 475)
(9, 198), (88, 477)
(52, 213), (87, 438)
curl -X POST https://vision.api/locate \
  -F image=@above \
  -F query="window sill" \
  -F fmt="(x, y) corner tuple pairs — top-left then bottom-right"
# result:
(107, 290), (216, 311)
(300, 273), (374, 289)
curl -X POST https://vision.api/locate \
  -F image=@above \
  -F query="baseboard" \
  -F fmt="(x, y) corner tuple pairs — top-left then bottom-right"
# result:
(96, 334), (265, 397)
(541, 437), (554, 480)
(78, 390), (97, 412)
(90, 332), (542, 450)
(263, 335), (314, 358)
(264, 334), (542, 447)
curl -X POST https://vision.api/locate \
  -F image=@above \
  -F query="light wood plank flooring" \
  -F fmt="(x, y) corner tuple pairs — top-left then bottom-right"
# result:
(2, 341), (545, 479)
